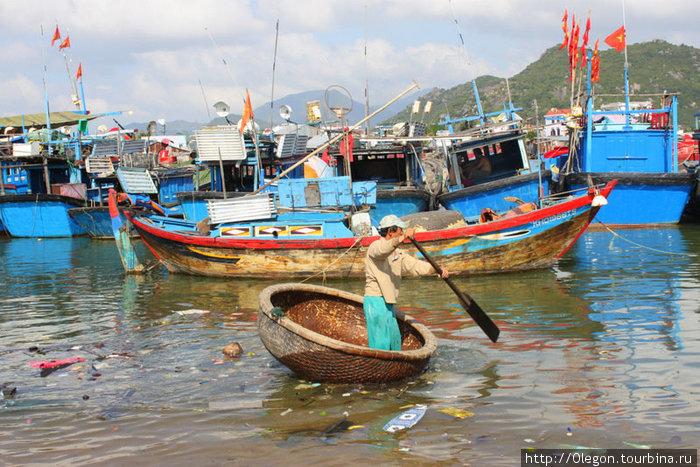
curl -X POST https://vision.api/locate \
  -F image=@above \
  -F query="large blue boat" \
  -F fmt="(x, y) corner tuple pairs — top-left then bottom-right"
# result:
(556, 95), (694, 226)
(435, 81), (549, 222)
(550, 39), (695, 227)
(0, 111), (117, 237)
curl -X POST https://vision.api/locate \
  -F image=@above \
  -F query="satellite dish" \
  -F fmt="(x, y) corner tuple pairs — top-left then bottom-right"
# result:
(213, 101), (230, 118)
(279, 104), (292, 120)
(157, 118), (166, 126)
(97, 124), (107, 133)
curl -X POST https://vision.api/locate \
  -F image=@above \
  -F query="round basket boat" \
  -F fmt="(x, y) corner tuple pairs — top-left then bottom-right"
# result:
(257, 283), (437, 384)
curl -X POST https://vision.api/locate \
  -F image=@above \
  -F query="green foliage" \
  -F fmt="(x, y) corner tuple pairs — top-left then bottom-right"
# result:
(384, 40), (700, 131)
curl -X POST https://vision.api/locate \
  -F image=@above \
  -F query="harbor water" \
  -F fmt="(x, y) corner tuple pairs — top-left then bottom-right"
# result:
(2, 225), (700, 465)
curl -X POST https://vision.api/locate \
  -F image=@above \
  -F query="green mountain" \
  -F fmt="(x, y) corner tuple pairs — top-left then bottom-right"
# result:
(387, 40), (700, 132)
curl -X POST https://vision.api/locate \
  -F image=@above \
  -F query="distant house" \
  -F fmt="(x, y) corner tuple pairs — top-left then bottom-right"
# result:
(544, 108), (570, 138)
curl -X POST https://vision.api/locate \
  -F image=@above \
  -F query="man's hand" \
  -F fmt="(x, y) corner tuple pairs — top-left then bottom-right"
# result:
(439, 267), (449, 279)
(403, 227), (416, 240)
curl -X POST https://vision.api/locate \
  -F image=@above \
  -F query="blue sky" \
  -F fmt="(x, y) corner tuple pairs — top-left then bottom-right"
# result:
(1, 0), (698, 127)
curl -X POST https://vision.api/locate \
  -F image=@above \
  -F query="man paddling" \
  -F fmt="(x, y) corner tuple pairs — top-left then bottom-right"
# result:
(364, 215), (449, 350)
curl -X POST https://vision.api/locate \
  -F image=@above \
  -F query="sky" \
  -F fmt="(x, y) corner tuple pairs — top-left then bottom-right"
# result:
(1, 0), (698, 129)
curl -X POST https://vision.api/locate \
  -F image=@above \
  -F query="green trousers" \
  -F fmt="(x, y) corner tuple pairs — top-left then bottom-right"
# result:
(363, 296), (401, 351)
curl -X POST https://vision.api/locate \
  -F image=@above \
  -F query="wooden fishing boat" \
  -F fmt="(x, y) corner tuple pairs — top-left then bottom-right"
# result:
(553, 96), (695, 226)
(257, 283), (437, 383)
(0, 193), (87, 237)
(434, 80), (549, 222)
(125, 179), (616, 278)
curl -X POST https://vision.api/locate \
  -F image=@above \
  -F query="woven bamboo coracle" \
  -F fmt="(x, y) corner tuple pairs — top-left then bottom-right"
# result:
(257, 283), (437, 383)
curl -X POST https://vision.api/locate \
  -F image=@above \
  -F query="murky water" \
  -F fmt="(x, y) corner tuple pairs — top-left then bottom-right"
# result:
(2, 226), (699, 465)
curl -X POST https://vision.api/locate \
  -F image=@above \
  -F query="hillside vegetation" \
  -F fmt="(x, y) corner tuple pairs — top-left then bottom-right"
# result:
(387, 40), (700, 132)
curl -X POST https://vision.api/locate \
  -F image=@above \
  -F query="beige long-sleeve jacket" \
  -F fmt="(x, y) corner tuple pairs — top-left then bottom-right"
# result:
(364, 235), (437, 304)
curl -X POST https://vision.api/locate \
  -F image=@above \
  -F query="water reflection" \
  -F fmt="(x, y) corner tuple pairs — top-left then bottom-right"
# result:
(2, 227), (700, 464)
(564, 228), (693, 350)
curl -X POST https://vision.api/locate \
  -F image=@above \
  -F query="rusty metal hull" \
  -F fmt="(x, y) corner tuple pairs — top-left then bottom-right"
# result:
(129, 181), (616, 279)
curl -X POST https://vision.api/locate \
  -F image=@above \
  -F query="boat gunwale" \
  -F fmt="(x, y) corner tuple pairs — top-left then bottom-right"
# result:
(127, 180), (616, 249)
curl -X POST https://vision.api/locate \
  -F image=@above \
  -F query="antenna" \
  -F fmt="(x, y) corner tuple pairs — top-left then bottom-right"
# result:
(364, 2), (370, 133)
(205, 27), (240, 91)
(448, 0), (472, 80)
(199, 80), (212, 120)
(270, 19), (279, 131)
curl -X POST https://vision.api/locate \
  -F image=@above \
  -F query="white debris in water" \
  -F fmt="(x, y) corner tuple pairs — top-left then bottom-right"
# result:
(174, 309), (210, 316)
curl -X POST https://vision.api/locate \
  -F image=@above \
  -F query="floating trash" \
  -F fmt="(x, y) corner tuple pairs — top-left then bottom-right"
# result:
(174, 309), (210, 316)
(383, 404), (427, 433)
(29, 357), (86, 377)
(437, 407), (474, 419)
(223, 342), (243, 358)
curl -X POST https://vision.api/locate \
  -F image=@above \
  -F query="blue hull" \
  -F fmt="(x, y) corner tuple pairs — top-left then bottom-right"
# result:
(67, 206), (116, 239)
(438, 172), (549, 221)
(0, 194), (87, 237)
(566, 172), (694, 225)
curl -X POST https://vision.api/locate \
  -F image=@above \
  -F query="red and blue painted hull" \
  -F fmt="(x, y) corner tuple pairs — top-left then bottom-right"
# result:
(127, 181), (616, 278)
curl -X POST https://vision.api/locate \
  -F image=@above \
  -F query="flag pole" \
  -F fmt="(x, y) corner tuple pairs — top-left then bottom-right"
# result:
(269, 19), (279, 134)
(622, 0), (631, 127)
(78, 74), (87, 115)
(41, 25), (52, 158)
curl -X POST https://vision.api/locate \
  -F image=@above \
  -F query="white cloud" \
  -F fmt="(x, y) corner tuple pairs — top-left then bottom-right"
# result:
(0, 0), (697, 126)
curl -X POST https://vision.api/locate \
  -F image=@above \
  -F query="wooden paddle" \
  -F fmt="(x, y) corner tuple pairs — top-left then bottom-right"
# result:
(409, 237), (500, 343)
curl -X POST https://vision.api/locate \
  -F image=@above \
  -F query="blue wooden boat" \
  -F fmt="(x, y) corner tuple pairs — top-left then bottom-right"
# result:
(124, 180), (616, 278)
(0, 193), (86, 237)
(555, 96), (694, 226)
(0, 110), (123, 237)
(549, 41), (695, 227)
(435, 81), (549, 221)
(179, 112), (432, 225)
(67, 206), (114, 238)
(0, 148), (89, 237)
(347, 134), (434, 223)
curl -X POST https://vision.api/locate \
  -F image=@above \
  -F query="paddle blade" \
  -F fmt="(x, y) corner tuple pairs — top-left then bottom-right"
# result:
(454, 288), (500, 343)
(409, 237), (500, 342)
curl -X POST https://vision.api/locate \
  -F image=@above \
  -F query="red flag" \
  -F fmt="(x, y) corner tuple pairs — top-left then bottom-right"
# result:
(59, 35), (71, 50)
(338, 128), (354, 163)
(580, 14), (591, 68)
(559, 10), (569, 50)
(50, 26), (61, 46)
(582, 15), (590, 47)
(591, 39), (601, 82)
(239, 89), (254, 134)
(76, 62), (82, 80)
(604, 25), (625, 52)
(568, 15), (579, 81)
